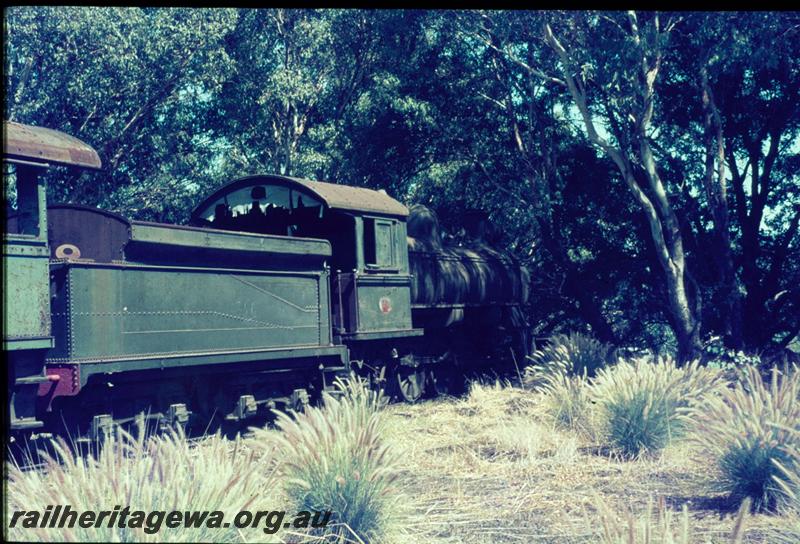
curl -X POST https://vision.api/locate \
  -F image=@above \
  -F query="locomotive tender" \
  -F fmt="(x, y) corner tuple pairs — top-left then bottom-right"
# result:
(3, 121), (529, 440)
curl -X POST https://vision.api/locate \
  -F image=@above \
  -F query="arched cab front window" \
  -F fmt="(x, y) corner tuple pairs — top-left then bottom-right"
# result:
(193, 183), (325, 237)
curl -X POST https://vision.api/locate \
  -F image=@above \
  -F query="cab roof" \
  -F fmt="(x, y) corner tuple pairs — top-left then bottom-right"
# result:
(191, 174), (408, 219)
(3, 121), (102, 170)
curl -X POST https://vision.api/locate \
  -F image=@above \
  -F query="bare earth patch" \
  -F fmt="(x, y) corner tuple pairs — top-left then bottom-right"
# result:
(381, 382), (777, 543)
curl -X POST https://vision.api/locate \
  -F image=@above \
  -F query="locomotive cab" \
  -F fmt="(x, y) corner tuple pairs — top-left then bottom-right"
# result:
(190, 175), (422, 343)
(3, 121), (102, 431)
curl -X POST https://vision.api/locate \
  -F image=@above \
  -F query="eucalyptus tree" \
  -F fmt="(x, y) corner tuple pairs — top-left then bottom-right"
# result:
(661, 12), (800, 351)
(472, 10), (799, 358)
(4, 7), (238, 220)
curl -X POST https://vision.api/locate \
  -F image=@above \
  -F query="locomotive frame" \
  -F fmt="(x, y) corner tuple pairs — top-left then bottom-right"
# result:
(3, 121), (530, 443)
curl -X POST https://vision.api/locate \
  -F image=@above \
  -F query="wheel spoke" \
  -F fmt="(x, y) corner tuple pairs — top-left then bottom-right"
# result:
(395, 366), (426, 403)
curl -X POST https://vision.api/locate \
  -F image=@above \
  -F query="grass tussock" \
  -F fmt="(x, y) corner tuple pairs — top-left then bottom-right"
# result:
(687, 365), (800, 512)
(524, 332), (617, 388)
(250, 375), (400, 543)
(591, 357), (725, 458)
(5, 426), (274, 542)
(596, 496), (750, 544)
(539, 372), (596, 438)
(771, 432), (800, 543)
(381, 377), (776, 543)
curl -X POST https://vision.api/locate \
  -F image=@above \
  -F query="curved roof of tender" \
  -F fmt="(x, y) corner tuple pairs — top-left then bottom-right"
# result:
(3, 121), (102, 170)
(191, 174), (408, 218)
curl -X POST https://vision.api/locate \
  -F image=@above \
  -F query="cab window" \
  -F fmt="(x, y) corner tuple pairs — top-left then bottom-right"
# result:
(364, 217), (396, 270)
(195, 183), (323, 236)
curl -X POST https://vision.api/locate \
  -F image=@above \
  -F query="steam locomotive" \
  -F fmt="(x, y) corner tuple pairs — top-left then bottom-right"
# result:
(3, 121), (530, 441)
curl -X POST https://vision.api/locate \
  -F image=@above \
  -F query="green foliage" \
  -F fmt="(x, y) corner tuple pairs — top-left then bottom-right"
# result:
(3, 8), (799, 354)
(686, 366), (800, 512)
(524, 332), (617, 388)
(251, 375), (399, 543)
(5, 427), (273, 542)
(702, 337), (762, 377)
(5, 7), (238, 222)
(591, 357), (724, 458)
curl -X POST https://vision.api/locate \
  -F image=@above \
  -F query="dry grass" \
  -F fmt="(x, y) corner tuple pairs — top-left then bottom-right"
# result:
(595, 496), (750, 544)
(770, 431), (800, 544)
(380, 380), (777, 543)
(248, 375), (406, 544)
(590, 358), (726, 458)
(6, 372), (792, 543)
(5, 426), (278, 542)
(685, 365), (800, 512)
(524, 332), (617, 388)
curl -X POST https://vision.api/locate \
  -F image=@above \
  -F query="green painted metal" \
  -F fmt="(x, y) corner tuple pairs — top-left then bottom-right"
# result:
(357, 215), (410, 274)
(375, 219), (395, 266)
(395, 221), (410, 272)
(60, 345), (348, 388)
(330, 271), (418, 337)
(1, 247), (51, 347)
(354, 216), (365, 271)
(340, 329), (423, 341)
(3, 239), (50, 257)
(3, 337), (53, 351)
(129, 222), (332, 257)
(3, 166), (53, 350)
(354, 274), (414, 333)
(48, 262), (333, 366)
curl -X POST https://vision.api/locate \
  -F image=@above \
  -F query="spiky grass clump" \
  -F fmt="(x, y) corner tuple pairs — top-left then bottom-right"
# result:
(591, 357), (724, 458)
(595, 496), (749, 544)
(6, 427), (273, 542)
(253, 375), (399, 543)
(770, 432), (800, 543)
(524, 332), (617, 388)
(687, 365), (800, 512)
(539, 372), (596, 437)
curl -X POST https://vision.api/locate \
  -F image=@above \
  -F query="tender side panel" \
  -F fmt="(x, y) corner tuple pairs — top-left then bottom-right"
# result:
(48, 264), (331, 362)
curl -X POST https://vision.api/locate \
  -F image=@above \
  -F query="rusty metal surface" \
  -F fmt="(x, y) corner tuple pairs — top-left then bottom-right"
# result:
(37, 364), (81, 409)
(3, 121), (102, 169)
(47, 204), (131, 262)
(191, 174), (408, 220)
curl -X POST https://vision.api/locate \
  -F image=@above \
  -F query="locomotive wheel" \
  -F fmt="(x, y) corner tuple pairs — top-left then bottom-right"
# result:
(393, 365), (427, 403)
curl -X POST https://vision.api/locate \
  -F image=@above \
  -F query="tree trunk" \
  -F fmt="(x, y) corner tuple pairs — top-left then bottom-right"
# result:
(701, 66), (743, 349)
(545, 21), (702, 363)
